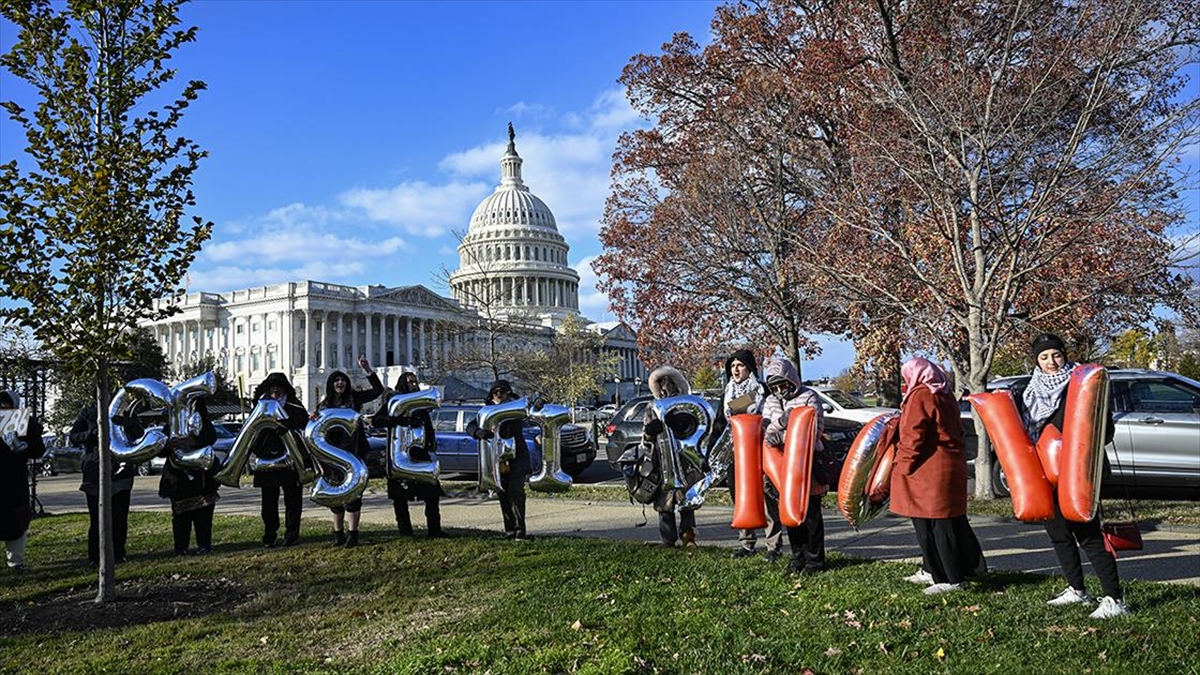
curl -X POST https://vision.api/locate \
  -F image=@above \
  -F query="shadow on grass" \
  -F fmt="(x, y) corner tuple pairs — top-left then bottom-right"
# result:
(0, 575), (251, 636)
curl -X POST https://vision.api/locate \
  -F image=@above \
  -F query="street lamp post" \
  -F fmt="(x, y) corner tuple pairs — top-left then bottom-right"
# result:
(635, 376), (642, 397)
(613, 376), (621, 408)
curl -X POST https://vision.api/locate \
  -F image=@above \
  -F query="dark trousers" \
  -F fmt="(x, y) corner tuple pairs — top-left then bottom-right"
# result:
(87, 489), (131, 563)
(172, 504), (215, 551)
(658, 508), (696, 545)
(260, 483), (303, 544)
(912, 515), (984, 585)
(785, 495), (826, 571)
(1044, 499), (1122, 599)
(392, 494), (442, 535)
(499, 472), (527, 537)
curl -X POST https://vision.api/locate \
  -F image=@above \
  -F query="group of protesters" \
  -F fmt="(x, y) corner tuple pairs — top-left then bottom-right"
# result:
(634, 332), (1127, 619)
(0, 361), (544, 573)
(1, 333), (1130, 619)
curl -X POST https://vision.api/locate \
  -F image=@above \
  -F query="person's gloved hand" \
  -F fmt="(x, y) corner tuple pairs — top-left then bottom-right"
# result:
(644, 419), (664, 437)
(473, 428), (494, 441)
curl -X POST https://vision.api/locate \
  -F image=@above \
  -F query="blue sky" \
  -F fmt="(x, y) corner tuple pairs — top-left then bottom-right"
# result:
(2, 1), (1195, 379)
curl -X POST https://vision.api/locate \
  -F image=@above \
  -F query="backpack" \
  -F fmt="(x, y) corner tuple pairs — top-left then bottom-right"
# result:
(618, 443), (662, 505)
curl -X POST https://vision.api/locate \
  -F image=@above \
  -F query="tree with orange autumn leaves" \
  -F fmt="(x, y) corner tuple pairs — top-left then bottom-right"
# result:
(596, 0), (1198, 496)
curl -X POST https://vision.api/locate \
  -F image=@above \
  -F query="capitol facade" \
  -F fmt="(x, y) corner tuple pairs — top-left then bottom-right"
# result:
(142, 128), (645, 405)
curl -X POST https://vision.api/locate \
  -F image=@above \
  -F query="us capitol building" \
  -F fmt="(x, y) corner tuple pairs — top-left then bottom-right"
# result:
(142, 127), (646, 405)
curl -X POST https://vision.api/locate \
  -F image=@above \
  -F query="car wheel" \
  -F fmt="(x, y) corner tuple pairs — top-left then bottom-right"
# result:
(137, 462), (151, 477)
(990, 456), (1010, 498)
(565, 457), (594, 479)
(41, 459), (56, 477)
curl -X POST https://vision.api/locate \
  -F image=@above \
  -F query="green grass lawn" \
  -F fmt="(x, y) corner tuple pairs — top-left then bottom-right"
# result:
(2, 513), (1197, 674)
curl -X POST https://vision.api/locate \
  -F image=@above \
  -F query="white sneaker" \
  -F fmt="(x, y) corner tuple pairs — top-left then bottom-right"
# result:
(1047, 587), (1094, 606)
(924, 583), (963, 595)
(904, 569), (934, 586)
(1089, 596), (1130, 619)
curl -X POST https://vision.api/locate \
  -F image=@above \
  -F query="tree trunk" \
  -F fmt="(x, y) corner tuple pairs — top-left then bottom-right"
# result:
(876, 349), (902, 408)
(786, 317), (803, 381)
(95, 367), (116, 602)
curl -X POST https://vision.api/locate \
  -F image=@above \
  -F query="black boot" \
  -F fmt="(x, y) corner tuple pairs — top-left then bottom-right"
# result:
(344, 531), (359, 548)
(331, 530), (345, 547)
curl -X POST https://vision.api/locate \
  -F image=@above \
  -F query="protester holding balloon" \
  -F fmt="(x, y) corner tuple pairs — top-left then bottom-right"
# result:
(1, 390), (45, 570)
(723, 350), (780, 561)
(313, 358), (383, 548)
(1021, 333), (1127, 619)
(467, 380), (532, 540)
(641, 366), (703, 548)
(158, 397), (220, 556)
(71, 403), (141, 566)
(251, 372), (309, 548)
(761, 357), (828, 575)
(890, 357), (984, 595)
(377, 372), (445, 538)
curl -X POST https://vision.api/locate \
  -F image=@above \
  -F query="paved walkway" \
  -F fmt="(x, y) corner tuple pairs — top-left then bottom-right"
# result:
(29, 475), (1200, 586)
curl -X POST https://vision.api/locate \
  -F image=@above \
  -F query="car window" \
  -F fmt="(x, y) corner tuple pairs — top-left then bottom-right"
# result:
(1127, 380), (1200, 414)
(212, 424), (236, 439)
(432, 410), (459, 432)
(624, 401), (649, 422)
(821, 389), (866, 409)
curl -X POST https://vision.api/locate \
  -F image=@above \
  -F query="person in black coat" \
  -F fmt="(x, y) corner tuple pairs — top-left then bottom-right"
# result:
(1021, 332), (1127, 619)
(376, 371), (446, 537)
(313, 357), (383, 548)
(1, 391), (45, 570)
(71, 401), (141, 566)
(466, 380), (532, 540)
(157, 398), (220, 555)
(250, 372), (309, 548)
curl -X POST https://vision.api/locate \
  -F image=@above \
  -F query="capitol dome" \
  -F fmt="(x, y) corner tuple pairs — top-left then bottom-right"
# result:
(449, 124), (581, 327)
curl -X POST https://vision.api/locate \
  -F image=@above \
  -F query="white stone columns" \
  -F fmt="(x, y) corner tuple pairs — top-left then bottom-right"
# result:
(319, 311), (327, 370)
(392, 315), (400, 366)
(365, 312), (374, 366)
(405, 317), (413, 365)
(302, 309), (311, 370)
(196, 320), (205, 362)
(418, 319), (427, 367)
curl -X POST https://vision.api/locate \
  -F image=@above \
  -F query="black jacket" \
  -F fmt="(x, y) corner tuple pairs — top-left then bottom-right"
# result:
(71, 404), (140, 496)
(316, 371), (383, 459)
(466, 407), (532, 476)
(158, 399), (220, 501)
(1, 413), (45, 540)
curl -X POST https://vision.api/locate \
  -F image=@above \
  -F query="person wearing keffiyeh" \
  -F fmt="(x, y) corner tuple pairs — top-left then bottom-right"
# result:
(1021, 333), (1129, 619)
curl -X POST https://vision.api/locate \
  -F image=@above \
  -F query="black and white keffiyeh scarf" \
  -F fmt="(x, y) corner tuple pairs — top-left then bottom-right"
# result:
(1022, 362), (1076, 436)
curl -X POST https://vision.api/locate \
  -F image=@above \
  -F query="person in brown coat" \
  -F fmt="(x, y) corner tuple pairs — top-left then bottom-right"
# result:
(891, 357), (984, 594)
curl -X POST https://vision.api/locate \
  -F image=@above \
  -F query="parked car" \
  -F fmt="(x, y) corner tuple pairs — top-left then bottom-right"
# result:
(137, 422), (237, 476)
(594, 404), (618, 423)
(38, 437), (85, 476)
(370, 405), (595, 480)
(977, 369), (1200, 496)
(811, 386), (899, 425)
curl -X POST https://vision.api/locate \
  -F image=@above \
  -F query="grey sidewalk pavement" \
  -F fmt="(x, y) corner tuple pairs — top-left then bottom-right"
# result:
(29, 475), (1200, 586)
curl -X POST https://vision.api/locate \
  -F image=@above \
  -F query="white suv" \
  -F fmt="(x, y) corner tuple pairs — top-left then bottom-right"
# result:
(811, 386), (899, 425)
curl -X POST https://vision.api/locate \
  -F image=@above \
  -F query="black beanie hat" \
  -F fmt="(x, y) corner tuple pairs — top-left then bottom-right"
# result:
(1031, 333), (1067, 360)
(724, 349), (759, 381)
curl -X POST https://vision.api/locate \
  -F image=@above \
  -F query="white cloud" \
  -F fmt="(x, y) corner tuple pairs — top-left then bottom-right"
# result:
(339, 181), (490, 237)
(573, 255), (612, 318)
(191, 202), (410, 292)
(195, 86), (646, 294)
